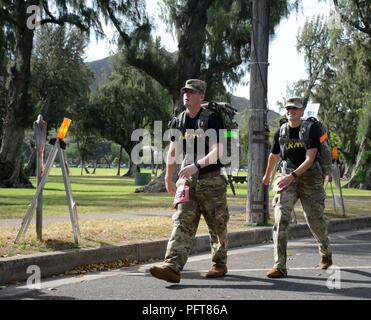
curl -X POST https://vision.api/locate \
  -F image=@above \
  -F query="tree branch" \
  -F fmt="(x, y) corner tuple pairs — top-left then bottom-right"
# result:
(101, 0), (132, 47)
(42, 1), (59, 22)
(333, 0), (371, 37)
(40, 14), (90, 32)
(355, 0), (369, 30)
(201, 44), (244, 78)
(0, 8), (21, 28)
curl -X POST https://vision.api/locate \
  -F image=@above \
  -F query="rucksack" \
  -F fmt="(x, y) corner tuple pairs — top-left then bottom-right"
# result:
(175, 101), (239, 164)
(279, 117), (333, 176)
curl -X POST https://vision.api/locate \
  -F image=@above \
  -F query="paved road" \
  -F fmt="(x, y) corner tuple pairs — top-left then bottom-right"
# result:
(1, 229), (370, 301)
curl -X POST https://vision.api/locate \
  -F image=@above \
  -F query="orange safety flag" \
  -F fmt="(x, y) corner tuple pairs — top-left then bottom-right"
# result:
(320, 131), (328, 144)
(332, 147), (338, 161)
(57, 118), (72, 140)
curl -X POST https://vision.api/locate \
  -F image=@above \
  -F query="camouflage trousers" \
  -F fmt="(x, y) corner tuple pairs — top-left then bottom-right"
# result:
(164, 171), (229, 274)
(272, 175), (332, 269)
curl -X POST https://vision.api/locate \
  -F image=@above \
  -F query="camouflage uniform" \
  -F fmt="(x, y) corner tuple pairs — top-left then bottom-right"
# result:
(272, 173), (332, 269)
(164, 171), (229, 274)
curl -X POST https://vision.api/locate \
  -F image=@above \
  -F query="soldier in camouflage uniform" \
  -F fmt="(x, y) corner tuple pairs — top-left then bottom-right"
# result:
(262, 97), (332, 278)
(150, 79), (229, 283)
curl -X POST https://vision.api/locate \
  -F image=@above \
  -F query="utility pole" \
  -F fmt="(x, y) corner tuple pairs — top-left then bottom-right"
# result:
(247, 0), (270, 225)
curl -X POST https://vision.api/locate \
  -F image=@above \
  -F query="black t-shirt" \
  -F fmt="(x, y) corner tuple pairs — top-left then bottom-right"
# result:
(169, 108), (224, 174)
(271, 121), (321, 168)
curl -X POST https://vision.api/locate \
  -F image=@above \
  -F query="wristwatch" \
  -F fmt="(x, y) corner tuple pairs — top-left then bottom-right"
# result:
(291, 172), (298, 179)
(194, 161), (202, 171)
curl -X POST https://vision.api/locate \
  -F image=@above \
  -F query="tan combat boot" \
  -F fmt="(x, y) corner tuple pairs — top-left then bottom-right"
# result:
(149, 265), (181, 283)
(319, 256), (333, 270)
(206, 264), (228, 278)
(267, 268), (288, 278)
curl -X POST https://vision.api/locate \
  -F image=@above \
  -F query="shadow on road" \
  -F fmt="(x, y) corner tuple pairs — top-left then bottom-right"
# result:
(165, 273), (371, 300)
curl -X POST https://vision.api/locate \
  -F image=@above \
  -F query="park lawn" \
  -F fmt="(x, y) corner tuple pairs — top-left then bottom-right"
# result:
(0, 169), (172, 219)
(0, 168), (370, 219)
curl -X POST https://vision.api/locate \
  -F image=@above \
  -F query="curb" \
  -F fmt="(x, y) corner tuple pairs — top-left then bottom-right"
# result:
(1, 216), (371, 286)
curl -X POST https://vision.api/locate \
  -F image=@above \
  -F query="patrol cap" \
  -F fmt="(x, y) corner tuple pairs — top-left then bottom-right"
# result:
(181, 79), (207, 95)
(285, 97), (304, 109)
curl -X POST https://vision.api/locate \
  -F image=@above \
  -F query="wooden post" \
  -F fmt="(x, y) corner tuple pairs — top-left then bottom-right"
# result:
(33, 115), (47, 241)
(247, 0), (270, 225)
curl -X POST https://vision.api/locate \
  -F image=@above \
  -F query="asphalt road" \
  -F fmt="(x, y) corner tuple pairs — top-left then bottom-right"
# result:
(1, 228), (370, 301)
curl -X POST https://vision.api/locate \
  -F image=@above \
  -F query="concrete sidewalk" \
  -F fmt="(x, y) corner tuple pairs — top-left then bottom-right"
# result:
(1, 216), (371, 286)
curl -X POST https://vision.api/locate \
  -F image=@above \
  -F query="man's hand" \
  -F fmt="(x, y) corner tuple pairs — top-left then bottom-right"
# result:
(178, 164), (198, 179)
(276, 174), (295, 191)
(165, 176), (177, 195)
(262, 174), (271, 186)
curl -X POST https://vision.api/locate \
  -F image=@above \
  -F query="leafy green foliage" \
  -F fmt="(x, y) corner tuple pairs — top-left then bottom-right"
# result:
(293, 12), (370, 187)
(111, 0), (293, 104)
(79, 53), (172, 160)
(31, 25), (94, 131)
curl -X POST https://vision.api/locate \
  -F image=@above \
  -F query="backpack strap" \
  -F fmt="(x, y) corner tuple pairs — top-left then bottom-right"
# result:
(299, 120), (313, 149)
(197, 107), (212, 131)
(176, 107), (212, 134)
(278, 122), (290, 159)
(176, 110), (187, 134)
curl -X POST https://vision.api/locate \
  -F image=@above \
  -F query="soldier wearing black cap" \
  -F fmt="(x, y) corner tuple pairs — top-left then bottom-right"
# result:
(262, 97), (333, 278)
(149, 79), (229, 283)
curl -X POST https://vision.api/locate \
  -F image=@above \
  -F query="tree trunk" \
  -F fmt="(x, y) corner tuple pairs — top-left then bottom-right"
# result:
(123, 157), (139, 177)
(135, 169), (178, 193)
(247, 0), (270, 224)
(92, 161), (97, 174)
(137, 0), (211, 192)
(117, 145), (123, 176)
(176, 0), (211, 113)
(344, 136), (371, 189)
(135, 170), (166, 193)
(0, 2), (34, 188)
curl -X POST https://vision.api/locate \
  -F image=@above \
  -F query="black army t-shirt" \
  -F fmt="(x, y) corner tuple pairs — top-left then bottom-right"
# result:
(271, 121), (321, 168)
(169, 108), (224, 174)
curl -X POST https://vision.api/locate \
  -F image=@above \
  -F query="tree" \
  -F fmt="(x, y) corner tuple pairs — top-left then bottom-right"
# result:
(106, 0), (292, 105)
(294, 15), (371, 189)
(295, 16), (332, 107)
(31, 25), (94, 129)
(0, 19), (14, 147)
(345, 72), (371, 189)
(0, 0), (145, 187)
(81, 55), (172, 177)
(21, 25), (94, 177)
(333, 0), (371, 37)
(0, 1), (99, 187)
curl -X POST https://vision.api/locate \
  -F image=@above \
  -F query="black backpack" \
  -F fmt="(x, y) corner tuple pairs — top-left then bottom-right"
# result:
(279, 117), (332, 175)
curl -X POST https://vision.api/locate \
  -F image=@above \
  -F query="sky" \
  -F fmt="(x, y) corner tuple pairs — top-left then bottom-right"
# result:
(85, 0), (334, 113)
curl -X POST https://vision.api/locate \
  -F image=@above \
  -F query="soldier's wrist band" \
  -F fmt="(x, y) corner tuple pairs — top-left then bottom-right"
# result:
(291, 172), (298, 179)
(194, 161), (202, 171)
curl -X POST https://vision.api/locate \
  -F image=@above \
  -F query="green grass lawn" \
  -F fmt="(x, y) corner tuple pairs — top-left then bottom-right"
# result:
(0, 168), (370, 220)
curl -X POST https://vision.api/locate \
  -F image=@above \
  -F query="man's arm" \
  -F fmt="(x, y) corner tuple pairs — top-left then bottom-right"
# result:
(165, 141), (178, 195)
(262, 153), (280, 185)
(178, 142), (223, 179)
